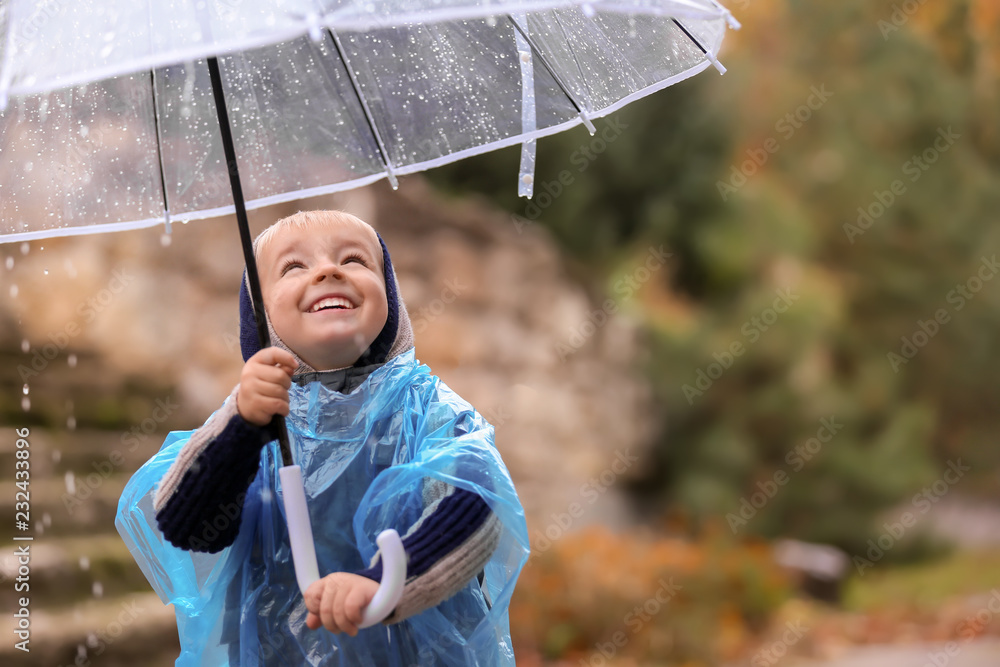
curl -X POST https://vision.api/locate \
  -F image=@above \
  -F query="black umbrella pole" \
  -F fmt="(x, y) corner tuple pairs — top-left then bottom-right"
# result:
(207, 56), (294, 467)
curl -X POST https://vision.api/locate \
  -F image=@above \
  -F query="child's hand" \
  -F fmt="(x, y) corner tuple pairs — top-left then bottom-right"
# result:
(304, 572), (380, 636)
(237, 347), (298, 426)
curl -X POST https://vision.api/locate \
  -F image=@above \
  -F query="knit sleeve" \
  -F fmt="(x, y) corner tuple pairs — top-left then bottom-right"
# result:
(355, 480), (501, 623)
(153, 385), (274, 553)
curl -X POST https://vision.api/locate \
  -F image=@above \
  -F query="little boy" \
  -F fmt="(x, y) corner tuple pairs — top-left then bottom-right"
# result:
(116, 211), (529, 666)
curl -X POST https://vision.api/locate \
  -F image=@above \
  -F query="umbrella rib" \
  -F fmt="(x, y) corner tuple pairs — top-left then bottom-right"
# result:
(323, 28), (398, 188)
(0, 0), (21, 109)
(552, 11), (594, 105)
(507, 15), (596, 134)
(206, 56), (294, 467)
(148, 70), (172, 230)
(671, 19), (726, 74)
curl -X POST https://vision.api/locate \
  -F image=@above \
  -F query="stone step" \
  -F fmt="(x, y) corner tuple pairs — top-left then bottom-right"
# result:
(0, 474), (129, 539)
(0, 427), (171, 481)
(0, 534), (153, 610)
(2, 590), (179, 667)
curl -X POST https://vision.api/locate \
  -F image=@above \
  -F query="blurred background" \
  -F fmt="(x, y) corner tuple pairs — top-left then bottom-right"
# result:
(3, 0), (1000, 665)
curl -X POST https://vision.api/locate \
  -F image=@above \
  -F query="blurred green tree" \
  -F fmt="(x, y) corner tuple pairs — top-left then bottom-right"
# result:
(428, 0), (1000, 559)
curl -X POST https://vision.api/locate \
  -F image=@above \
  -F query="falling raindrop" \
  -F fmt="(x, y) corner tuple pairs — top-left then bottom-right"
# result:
(5, 256), (12, 270)
(35, 520), (44, 535)
(67, 416), (77, 430)
(68, 353), (78, 368)
(92, 582), (103, 597)
(21, 339), (30, 353)
(42, 513), (51, 527)
(87, 633), (98, 648)
(65, 471), (76, 495)
(43, 268), (49, 275)
(20, 242), (29, 255)
(22, 383), (28, 395)
(76, 645), (87, 660)
(52, 450), (62, 463)
(65, 259), (77, 278)
(160, 233), (172, 247)
(21, 396), (29, 411)
(9, 284), (18, 298)
(80, 556), (90, 571)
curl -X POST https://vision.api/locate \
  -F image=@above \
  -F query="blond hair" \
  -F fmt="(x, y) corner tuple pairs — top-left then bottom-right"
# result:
(253, 210), (382, 269)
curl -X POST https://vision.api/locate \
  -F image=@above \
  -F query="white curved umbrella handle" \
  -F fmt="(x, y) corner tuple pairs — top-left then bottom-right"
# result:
(358, 529), (406, 628)
(279, 466), (321, 593)
(279, 465), (407, 628)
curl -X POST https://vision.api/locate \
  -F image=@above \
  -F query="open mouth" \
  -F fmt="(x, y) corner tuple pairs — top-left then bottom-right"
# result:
(308, 296), (356, 312)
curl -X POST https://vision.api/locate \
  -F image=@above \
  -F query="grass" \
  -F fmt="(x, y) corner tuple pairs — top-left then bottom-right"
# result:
(843, 548), (1000, 612)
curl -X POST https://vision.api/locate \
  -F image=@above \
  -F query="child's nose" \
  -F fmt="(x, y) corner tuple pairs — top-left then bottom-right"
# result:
(313, 263), (344, 282)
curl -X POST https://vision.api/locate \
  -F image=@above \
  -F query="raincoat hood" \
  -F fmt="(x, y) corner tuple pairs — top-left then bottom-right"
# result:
(239, 228), (414, 374)
(116, 350), (529, 666)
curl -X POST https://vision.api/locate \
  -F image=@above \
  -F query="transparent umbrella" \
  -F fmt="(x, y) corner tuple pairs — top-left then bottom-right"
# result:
(0, 0), (737, 655)
(0, 0), (737, 242)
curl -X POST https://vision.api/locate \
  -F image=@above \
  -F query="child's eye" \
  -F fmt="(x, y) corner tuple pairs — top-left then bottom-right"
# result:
(343, 253), (368, 267)
(280, 259), (304, 276)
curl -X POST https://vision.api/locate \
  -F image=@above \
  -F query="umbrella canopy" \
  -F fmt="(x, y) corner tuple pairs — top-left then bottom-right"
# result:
(0, 0), (737, 242)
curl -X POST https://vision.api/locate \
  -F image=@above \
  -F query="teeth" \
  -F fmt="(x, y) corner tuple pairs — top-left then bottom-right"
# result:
(310, 296), (354, 312)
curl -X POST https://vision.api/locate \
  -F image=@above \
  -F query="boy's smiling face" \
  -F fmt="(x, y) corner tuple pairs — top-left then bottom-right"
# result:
(258, 216), (388, 370)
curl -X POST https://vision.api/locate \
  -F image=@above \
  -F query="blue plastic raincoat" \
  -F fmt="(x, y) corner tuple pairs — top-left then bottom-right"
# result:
(116, 350), (529, 666)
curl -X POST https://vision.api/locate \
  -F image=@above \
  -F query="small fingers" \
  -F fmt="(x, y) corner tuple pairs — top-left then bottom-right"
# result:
(332, 583), (358, 637)
(319, 581), (341, 634)
(252, 347), (298, 375)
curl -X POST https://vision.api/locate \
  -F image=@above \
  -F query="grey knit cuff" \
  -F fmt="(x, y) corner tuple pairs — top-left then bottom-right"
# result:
(153, 384), (242, 512)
